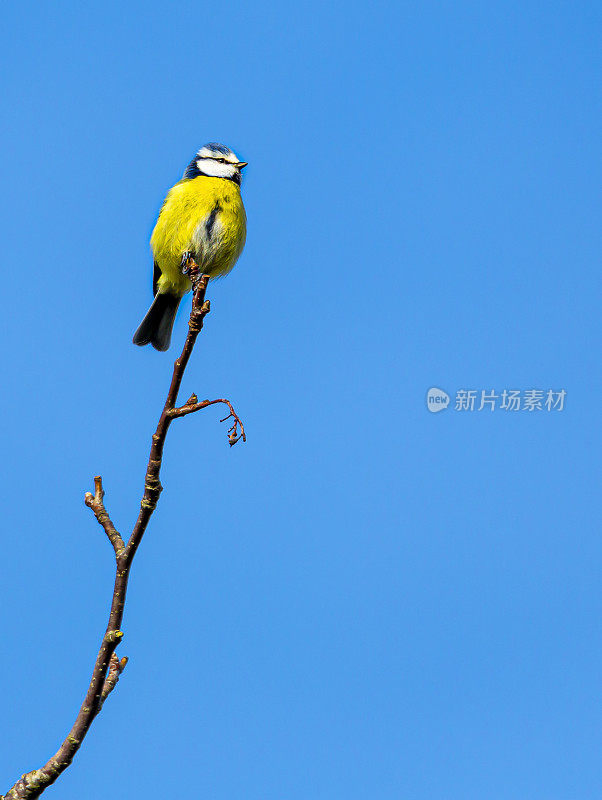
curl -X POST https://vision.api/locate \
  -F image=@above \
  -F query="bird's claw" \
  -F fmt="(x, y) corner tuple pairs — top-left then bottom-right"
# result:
(180, 251), (194, 274)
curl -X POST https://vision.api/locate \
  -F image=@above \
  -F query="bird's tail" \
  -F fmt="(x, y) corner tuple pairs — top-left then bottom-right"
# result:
(133, 292), (181, 351)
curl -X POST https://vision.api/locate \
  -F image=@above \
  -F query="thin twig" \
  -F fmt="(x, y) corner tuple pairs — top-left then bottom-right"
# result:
(2, 266), (245, 800)
(168, 397), (246, 445)
(98, 653), (128, 711)
(84, 476), (125, 556)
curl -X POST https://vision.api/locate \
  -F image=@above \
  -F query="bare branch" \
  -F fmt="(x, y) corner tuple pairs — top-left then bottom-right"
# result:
(168, 397), (246, 445)
(98, 653), (128, 711)
(84, 476), (125, 556)
(2, 264), (245, 799)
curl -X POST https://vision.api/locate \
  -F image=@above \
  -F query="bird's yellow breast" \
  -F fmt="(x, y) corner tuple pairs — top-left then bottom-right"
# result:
(151, 176), (246, 296)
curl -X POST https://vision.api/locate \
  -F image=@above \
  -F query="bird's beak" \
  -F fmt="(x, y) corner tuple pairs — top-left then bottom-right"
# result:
(237, 161), (248, 169)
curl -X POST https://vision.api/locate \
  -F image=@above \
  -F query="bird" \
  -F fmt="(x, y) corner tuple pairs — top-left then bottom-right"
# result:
(133, 142), (248, 351)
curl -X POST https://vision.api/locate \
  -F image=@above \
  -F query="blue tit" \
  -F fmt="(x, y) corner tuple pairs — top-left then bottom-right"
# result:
(133, 142), (248, 351)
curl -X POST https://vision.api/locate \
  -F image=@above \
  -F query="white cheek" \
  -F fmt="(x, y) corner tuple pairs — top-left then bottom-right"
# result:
(197, 159), (236, 179)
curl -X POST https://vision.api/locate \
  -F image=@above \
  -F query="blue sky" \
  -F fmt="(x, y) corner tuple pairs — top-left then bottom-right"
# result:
(1, 1), (600, 798)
